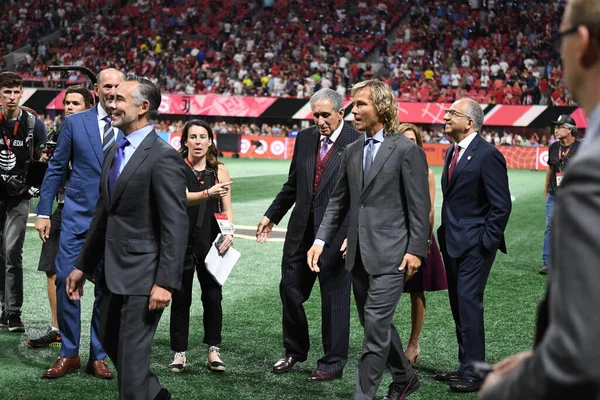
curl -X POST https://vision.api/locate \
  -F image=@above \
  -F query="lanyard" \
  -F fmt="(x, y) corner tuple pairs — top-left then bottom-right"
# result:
(1, 120), (20, 153)
(558, 145), (571, 161)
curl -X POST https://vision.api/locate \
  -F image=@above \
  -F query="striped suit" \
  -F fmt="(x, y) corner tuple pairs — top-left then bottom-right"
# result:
(265, 123), (360, 374)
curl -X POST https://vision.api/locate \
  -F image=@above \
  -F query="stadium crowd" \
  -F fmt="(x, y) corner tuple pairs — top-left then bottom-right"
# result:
(2, 0), (573, 105)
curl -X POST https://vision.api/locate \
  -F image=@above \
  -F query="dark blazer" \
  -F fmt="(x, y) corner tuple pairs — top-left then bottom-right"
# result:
(438, 134), (512, 259)
(265, 123), (360, 264)
(35, 106), (122, 234)
(316, 133), (430, 274)
(481, 126), (600, 400)
(76, 130), (189, 295)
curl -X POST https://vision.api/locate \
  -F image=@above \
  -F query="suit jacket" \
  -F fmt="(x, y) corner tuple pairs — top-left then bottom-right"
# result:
(35, 106), (122, 235)
(438, 134), (511, 259)
(316, 133), (430, 275)
(265, 124), (360, 263)
(481, 126), (600, 400)
(75, 130), (188, 296)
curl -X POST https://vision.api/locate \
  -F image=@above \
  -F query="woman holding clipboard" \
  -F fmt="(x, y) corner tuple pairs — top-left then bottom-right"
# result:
(168, 120), (234, 373)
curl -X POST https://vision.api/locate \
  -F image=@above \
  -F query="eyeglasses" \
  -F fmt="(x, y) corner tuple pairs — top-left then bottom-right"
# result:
(444, 109), (472, 120)
(550, 26), (579, 51)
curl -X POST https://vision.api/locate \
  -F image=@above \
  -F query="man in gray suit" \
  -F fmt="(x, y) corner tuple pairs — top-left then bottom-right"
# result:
(480, 0), (600, 398)
(308, 79), (430, 400)
(67, 75), (188, 400)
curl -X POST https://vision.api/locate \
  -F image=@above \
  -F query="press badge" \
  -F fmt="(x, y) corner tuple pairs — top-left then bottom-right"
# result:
(214, 213), (234, 235)
(556, 172), (564, 187)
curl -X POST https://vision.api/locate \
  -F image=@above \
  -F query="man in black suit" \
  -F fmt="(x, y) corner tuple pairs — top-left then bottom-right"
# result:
(67, 75), (188, 400)
(308, 80), (430, 400)
(435, 97), (512, 393)
(480, 1), (600, 398)
(256, 88), (359, 381)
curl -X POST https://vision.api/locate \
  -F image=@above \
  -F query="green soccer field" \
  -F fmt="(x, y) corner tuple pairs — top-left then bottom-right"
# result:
(0, 158), (549, 400)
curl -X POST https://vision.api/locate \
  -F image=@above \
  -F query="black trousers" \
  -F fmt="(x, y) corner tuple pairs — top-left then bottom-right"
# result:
(279, 222), (351, 373)
(97, 279), (163, 400)
(442, 247), (497, 380)
(170, 255), (222, 351)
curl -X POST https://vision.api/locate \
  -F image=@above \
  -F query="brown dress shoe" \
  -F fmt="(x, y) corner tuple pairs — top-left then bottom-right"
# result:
(307, 370), (342, 382)
(86, 359), (114, 379)
(272, 356), (302, 373)
(43, 356), (81, 378)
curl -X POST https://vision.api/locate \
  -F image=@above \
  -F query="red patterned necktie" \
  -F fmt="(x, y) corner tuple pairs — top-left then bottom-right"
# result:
(448, 144), (460, 180)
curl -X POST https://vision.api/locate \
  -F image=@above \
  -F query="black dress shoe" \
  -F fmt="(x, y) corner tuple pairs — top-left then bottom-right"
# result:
(153, 388), (171, 400)
(383, 375), (420, 400)
(272, 356), (302, 373)
(449, 378), (483, 393)
(307, 370), (342, 382)
(434, 370), (463, 382)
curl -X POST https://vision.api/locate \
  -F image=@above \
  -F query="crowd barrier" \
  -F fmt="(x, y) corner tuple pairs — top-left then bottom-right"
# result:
(158, 132), (550, 171)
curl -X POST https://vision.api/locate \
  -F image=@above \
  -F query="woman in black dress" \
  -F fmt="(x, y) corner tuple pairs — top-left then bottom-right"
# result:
(168, 120), (234, 373)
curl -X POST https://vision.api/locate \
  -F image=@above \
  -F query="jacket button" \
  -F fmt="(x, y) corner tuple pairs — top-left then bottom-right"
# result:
(360, 204), (364, 209)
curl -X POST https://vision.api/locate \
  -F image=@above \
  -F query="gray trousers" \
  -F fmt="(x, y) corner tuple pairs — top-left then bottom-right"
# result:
(352, 255), (414, 400)
(0, 197), (30, 313)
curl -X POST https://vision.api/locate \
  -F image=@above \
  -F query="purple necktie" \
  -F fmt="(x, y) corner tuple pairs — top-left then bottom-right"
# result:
(108, 138), (130, 198)
(319, 137), (331, 160)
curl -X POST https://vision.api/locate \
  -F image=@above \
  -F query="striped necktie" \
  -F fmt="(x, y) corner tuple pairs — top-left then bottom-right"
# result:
(102, 115), (115, 153)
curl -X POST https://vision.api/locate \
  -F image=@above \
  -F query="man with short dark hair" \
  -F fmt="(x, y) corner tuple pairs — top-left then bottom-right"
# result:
(0, 71), (47, 332)
(539, 114), (580, 275)
(67, 75), (189, 400)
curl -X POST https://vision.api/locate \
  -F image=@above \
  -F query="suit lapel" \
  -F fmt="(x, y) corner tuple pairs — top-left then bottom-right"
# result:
(362, 135), (396, 193)
(83, 108), (103, 167)
(447, 135), (481, 193)
(109, 131), (157, 209)
(314, 127), (350, 200)
(304, 128), (320, 195)
(103, 144), (117, 208)
(441, 144), (453, 195)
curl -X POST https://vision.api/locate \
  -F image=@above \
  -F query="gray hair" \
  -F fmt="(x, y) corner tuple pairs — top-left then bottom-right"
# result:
(310, 88), (343, 111)
(125, 74), (161, 121)
(462, 97), (484, 130)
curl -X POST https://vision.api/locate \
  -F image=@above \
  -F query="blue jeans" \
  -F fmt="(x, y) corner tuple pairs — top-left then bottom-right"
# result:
(542, 193), (555, 266)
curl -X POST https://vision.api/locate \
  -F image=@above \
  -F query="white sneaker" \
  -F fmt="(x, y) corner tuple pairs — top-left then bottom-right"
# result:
(207, 346), (226, 372)
(168, 352), (186, 373)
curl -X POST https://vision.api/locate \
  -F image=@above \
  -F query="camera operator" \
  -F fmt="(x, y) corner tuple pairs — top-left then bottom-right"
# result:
(0, 72), (47, 332)
(27, 85), (93, 348)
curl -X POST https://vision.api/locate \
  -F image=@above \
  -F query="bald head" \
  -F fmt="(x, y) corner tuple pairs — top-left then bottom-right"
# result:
(94, 68), (125, 113)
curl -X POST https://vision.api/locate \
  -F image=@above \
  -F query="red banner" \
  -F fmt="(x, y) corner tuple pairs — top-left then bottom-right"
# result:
(47, 92), (277, 117)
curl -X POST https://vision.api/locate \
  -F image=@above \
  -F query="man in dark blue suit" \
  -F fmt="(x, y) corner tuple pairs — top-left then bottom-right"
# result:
(35, 68), (124, 379)
(435, 98), (512, 393)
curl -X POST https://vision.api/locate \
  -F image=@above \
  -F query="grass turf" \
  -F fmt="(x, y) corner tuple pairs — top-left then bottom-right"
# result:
(0, 158), (548, 399)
